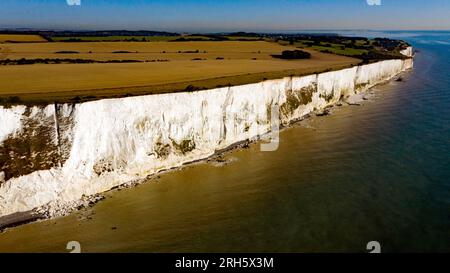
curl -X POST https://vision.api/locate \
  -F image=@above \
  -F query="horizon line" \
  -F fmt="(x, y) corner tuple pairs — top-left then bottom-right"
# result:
(1, 28), (450, 33)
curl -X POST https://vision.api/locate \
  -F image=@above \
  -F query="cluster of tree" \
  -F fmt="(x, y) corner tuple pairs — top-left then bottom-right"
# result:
(171, 35), (264, 42)
(359, 51), (405, 63)
(145, 59), (170, 62)
(172, 35), (229, 42)
(57, 38), (84, 42)
(44, 30), (179, 39)
(273, 50), (311, 60)
(58, 37), (151, 42)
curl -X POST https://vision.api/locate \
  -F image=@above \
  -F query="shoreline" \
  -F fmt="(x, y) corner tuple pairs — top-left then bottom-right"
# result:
(0, 211), (44, 231)
(0, 69), (409, 232)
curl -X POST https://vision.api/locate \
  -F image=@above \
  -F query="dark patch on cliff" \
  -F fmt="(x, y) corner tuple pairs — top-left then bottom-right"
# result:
(0, 106), (58, 181)
(280, 83), (316, 118)
(54, 104), (76, 163)
(172, 139), (196, 155)
(0, 104), (76, 182)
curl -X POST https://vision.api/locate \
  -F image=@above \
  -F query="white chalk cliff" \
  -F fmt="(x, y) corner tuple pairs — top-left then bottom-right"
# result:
(0, 58), (413, 217)
(400, 46), (414, 57)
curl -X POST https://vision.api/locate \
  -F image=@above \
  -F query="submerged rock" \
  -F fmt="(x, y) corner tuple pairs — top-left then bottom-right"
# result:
(316, 109), (331, 117)
(210, 156), (237, 167)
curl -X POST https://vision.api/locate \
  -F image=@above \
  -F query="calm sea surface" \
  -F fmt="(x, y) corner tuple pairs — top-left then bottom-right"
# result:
(0, 31), (449, 252)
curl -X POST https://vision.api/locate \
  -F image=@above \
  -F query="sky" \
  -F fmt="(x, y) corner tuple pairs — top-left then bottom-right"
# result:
(0, 0), (449, 32)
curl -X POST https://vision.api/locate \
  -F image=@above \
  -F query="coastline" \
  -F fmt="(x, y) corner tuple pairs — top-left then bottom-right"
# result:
(0, 211), (44, 231)
(0, 63), (412, 231)
(0, 54), (412, 226)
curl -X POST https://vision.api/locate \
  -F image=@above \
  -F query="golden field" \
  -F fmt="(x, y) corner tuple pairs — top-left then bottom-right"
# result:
(0, 34), (47, 43)
(0, 40), (342, 61)
(0, 41), (360, 103)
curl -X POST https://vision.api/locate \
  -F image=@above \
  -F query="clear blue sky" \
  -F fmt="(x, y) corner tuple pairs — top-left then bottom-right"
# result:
(1, 0), (449, 32)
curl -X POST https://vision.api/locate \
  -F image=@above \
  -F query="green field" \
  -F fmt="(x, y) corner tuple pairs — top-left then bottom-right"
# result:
(310, 45), (367, 56)
(278, 40), (368, 57)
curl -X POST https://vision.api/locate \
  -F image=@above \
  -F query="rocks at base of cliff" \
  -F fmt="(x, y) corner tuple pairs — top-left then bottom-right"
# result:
(33, 194), (105, 219)
(209, 156), (238, 167)
(315, 106), (333, 117)
(315, 109), (331, 116)
(344, 92), (374, 106)
(0, 211), (44, 231)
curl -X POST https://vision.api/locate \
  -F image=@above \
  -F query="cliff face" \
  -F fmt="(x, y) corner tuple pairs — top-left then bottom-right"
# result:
(400, 46), (414, 57)
(0, 59), (413, 216)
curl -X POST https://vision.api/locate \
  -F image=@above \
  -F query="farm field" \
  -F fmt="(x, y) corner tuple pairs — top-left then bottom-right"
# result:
(0, 34), (47, 43)
(1, 40), (301, 61)
(0, 40), (360, 103)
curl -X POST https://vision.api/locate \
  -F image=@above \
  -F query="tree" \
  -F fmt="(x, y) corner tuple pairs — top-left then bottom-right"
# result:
(278, 50), (311, 59)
